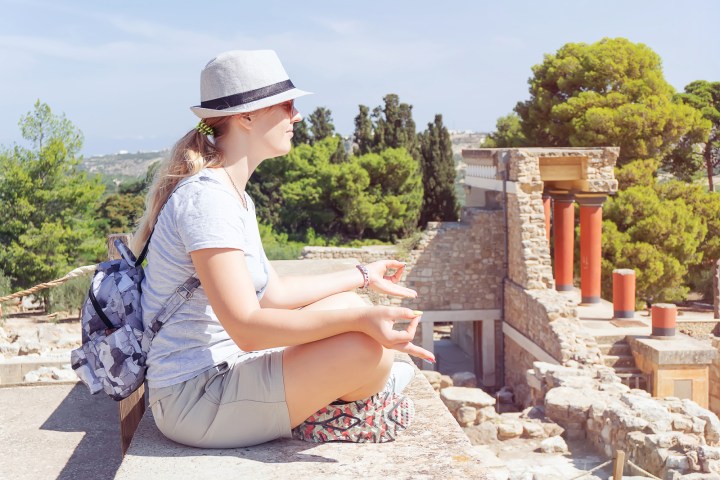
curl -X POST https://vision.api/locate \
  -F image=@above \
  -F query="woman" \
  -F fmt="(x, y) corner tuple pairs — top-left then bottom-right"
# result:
(132, 50), (434, 448)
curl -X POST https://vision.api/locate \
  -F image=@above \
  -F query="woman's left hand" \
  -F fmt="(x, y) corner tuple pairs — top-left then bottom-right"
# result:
(364, 260), (417, 298)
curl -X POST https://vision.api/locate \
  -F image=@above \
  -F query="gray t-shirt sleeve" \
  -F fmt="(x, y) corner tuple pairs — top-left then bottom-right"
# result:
(174, 186), (248, 254)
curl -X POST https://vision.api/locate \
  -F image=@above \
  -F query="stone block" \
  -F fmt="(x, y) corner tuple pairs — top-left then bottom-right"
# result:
(538, 435), (568, 454)
(440, 375), (453, 389)
(496, 387), (514, 405)
(440, 387), (496, 412)
(464, 422), (498, 445)
(17, 340), (42, 356)
(452, 371), (477, 388)
(628, 335), (717, 365)
(665, 454), (690, 472)
(457, 406), (477, 427)
(674, 415), (694, 433)
(542, 422), (564, 438)
(522, 422), (546, 438)
(421, 371), (442, 391)
(476, 406), (499, 423)
(497, 419), (523, 440)
(544, 387), (594, 425)
(682, 399), (720, 445)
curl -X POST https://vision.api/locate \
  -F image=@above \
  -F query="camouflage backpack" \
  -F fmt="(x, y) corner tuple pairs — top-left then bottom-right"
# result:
(71, 237), (199, 400)
(69, 178), (214, 400)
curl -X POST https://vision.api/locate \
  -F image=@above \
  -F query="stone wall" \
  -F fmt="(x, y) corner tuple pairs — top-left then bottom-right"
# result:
(530, 361), (720, 478)
(500, 151), (555, 291)
(401, 208), (504, 311)
(711, 337), (720, 416)
(503, 336), (539, 405)
(301, 245), (397, 265)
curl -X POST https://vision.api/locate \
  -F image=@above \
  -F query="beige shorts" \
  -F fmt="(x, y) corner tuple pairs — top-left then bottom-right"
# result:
(148, 348), (291, 448)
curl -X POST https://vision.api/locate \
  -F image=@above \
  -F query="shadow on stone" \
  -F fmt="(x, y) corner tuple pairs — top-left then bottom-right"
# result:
(39, 383), (122, 480)
(126, 408), (337, 464)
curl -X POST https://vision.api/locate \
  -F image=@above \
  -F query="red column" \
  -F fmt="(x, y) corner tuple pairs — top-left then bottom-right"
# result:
(652, 303), (677, 337)
(577, 194), (607, 304)
(613, 269), (636, 318)
(542, 192), (551, 243)
(551, 191), (575, 291)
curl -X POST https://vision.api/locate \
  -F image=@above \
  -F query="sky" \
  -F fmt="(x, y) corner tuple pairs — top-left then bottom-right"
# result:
(0, 0), (718, 156)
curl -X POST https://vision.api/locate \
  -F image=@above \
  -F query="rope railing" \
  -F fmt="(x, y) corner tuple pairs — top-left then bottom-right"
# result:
(568, 459), (613, 480)
(0, 264), (97, 304)
(626, 459), (662, 479)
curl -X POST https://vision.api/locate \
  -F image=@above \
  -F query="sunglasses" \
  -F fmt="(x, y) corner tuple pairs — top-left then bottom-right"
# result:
(277, 100), (295, 117)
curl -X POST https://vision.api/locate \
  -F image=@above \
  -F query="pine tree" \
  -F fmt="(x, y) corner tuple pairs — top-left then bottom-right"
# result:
(353, 105), (374, 155)
(308, 107), (335, 143)
(0, 101), (105, 303)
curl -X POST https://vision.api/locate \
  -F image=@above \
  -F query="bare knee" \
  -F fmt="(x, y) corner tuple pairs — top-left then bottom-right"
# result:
(338, 331), (384, 368)
(333, 291), (370, 308)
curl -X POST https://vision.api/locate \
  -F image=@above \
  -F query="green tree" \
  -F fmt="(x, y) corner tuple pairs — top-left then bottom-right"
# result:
(251, 136), (421, 242)
(0, 101), (105, 305)
(291, 118), (311, 146)
(663, 81), (720, 190)
(419, 114), (459, 225)
(353, 105), (374, 155)
(353, 148), (423, 240)
(307, 107), (335, 143)
(515, 38), (709, 167)
(602, 184), (706, 304)
(483, 113), (528, 147)
(377, 94), (419, 158)
(329, 136), (349, 164)
(97, 193), (146, 235)
(656, 180), (720, 299)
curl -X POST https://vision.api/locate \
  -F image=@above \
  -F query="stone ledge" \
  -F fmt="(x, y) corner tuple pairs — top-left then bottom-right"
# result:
(115, 369), (501, 480)
(629, 334), (718, 365)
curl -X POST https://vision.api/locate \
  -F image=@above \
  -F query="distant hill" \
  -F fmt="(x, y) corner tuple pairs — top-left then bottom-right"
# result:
(80, 150), (169, 193)
(450, 131), (487, 158)
(81, 132), (488, 194)
(80, 150), (169, 179)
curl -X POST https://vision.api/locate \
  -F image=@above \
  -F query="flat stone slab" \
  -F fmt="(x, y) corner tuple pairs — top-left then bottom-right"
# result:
(0, 354), (72, 385)
(0, 382), (121, 480)
(270, 258), (360, 276)
(628, 335), (717, 365)
(115, 373), (499, 479)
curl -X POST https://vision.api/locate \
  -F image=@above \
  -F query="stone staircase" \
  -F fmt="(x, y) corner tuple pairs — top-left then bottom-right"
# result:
(595, 334), (649, 391)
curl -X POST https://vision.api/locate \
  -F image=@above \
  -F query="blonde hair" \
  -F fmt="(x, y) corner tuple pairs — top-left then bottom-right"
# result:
(130, 115), (234, 254)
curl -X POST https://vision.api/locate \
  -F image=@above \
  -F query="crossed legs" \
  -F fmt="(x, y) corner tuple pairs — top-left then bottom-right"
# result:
(282, 292), (395, 428)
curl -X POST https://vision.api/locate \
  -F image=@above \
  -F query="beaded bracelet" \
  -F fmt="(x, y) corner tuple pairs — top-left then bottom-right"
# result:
(356, 264), (370, 290)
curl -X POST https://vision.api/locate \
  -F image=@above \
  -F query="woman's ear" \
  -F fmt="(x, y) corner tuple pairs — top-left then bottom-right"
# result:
(234, 114), (253, 132)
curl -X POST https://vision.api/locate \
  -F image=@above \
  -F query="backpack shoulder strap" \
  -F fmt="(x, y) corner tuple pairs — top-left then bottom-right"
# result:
(141, 276), (200, 352)
(135, 173), (222, 267)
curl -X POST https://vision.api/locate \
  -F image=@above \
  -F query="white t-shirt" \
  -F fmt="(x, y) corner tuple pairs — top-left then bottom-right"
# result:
(140, 167), (270, 389)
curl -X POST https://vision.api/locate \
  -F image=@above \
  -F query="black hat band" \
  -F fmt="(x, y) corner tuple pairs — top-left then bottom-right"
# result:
(200, 79), (295, 110)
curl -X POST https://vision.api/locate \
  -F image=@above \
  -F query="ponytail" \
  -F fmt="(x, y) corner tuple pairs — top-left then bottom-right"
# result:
(131, 116), (233, 254)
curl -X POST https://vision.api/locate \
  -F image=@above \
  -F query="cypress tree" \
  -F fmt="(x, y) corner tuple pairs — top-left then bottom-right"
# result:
(419, 114), (459, 226)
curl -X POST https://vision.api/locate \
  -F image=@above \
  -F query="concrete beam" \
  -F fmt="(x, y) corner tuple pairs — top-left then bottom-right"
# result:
(464, 176), (518, 194)
(502, 322), (560, 365)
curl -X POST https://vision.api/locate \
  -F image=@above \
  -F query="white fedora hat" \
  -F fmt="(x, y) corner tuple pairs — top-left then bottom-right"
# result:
(190, 50), (312, 119)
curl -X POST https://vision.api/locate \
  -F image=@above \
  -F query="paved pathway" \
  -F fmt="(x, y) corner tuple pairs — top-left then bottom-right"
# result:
(0, 382), (122, 480)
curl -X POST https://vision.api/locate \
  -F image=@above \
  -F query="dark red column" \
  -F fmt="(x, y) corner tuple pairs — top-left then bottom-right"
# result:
(551, 191), (575, 292)
(576, 193), (607, 304)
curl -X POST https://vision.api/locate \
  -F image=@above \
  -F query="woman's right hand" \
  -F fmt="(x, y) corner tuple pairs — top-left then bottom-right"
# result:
(359, 306), (436, 363)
